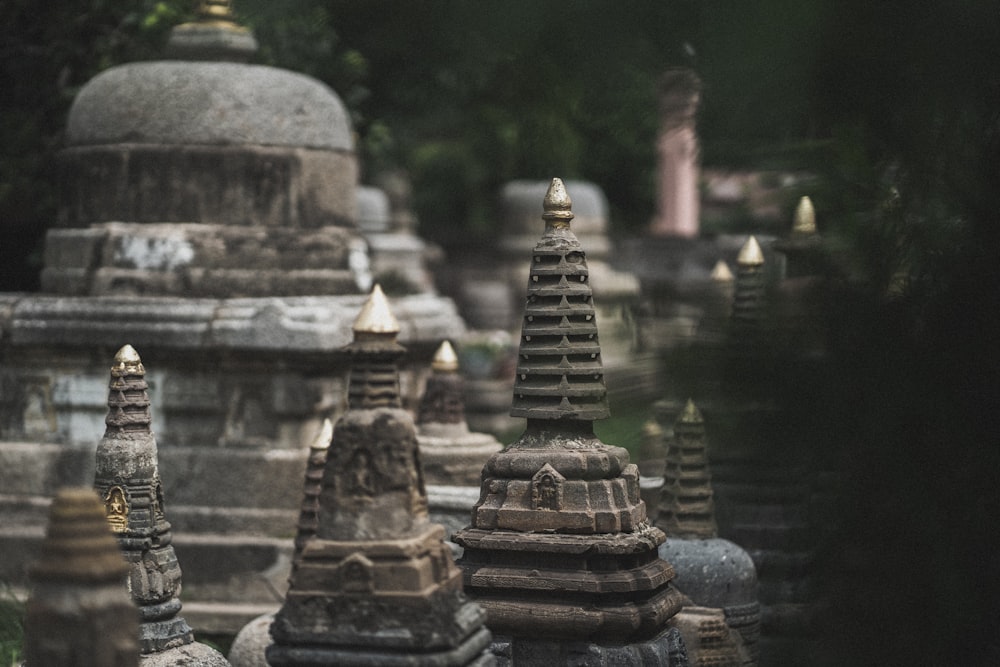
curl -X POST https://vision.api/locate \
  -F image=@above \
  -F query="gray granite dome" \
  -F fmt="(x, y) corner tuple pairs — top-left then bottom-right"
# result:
(66, 61), (352, 150)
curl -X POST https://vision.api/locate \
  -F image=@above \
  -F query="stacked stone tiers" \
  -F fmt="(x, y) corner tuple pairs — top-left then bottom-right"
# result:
(456, 424), (685, 642)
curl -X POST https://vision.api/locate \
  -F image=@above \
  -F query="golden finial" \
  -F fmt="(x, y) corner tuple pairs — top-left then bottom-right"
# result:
(111, 344), (145, 377)
(710, 260), (734, 282)
(196, 0), (240, 25)
(431, 340), (459, 373)
(793, 196), (817, 235)
(542, 177), (574, 230)
(736, 236), (764, 266)
(678, 398), (704, 424)
(352, 284), (400, 335)
(642, 419), (663, 439)
(310, 418), (333, 451)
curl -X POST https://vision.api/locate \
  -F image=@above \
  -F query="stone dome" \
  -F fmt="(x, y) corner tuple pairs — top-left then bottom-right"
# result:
(66, 61), (352, 150)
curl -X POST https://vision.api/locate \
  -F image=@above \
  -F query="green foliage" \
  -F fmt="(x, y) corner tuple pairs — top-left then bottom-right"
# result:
(0, 585), (24, 667)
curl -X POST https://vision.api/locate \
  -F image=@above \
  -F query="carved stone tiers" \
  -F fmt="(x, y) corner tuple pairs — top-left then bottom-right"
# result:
(93, 345), (230, 665)
(268, 286), (492, 666)
(454, 179), (687, 662)
(657, 399), (718, 539)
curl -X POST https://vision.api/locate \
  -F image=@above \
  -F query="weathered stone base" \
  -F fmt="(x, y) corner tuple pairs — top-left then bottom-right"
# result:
(140, 640), (231, 667)
(266, 621), (494, 667)
(489, 625), (689, 666)
(455, 526), (686, 641)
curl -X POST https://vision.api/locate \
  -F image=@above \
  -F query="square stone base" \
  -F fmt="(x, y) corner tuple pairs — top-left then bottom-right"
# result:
(490, 626), (689, 667)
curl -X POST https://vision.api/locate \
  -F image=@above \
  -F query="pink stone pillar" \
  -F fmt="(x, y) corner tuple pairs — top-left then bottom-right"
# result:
(650, 69), (702, 238)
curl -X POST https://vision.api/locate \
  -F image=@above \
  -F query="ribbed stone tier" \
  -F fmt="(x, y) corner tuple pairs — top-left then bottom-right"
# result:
(657, 400), (718, 539)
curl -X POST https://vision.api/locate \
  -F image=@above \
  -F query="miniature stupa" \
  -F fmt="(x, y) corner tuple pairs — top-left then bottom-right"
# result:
(637, 418), (668, 524)
(732, 236), (766, 332)
(23, 487), (139, 667)
(774, 196), (825, 280)
(93, 345), (230, 666)
(657, 400), (718, 538)
(267, 285), (493, 666)
(656, 400), (760, 665)
(417, 340), (503, 487)
(292, 417), (333, 562)
(453, 178), (689, 664)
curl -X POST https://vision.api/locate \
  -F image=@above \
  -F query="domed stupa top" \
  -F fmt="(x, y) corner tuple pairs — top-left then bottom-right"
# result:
(65, 1), (351, 151)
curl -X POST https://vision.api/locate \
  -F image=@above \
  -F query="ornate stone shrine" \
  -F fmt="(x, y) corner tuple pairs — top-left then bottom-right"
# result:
(93, 345), (230, 666)
(453, 178), (689, 665)
(23, 487), (139, 667)
(267, 285), (493, 666)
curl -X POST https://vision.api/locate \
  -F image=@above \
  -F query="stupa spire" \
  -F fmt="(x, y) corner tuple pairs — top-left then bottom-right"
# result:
(166, 0), (258, 61)
(24, 488), (139, 667)
(732, 236), (767, 336)
(792, 196), (817, 236)
(345, 284), (405, 410)
(292, 418), (333, 562)
(511, 177), (609, 422)
(93, 346), (229, 664)
(657, 399), (718, 539)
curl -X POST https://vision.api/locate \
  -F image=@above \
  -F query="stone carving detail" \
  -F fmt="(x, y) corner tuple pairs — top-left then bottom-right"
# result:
(531, 463), (564, 511)
(104, 485), (130, 533)
(454, 179), (688, 662)
(268, 286), (492, 666)
(657, 399), (718, 539)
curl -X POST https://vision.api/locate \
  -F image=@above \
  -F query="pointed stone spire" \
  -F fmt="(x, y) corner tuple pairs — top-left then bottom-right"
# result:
(93, 346), (229, 664)
(166, 0), (258, 62)
(345, 284), (405, 410)
(269, 291), (492, 666)
(454, 178), (687, 660)
(732, 236), (767, 336)
(416, 341), (503, 487)
(657, 399), (718, 539)
(24, 488), (139, 667)
(292, 418), (333, 562)
(792, 196), (817, 236)
(418, 341), (465, 427)
(711, 260), (734, 282)
(510, 177), (608, 422)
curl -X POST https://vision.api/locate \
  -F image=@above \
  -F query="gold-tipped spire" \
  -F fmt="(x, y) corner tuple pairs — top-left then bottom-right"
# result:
(111, 344), (145, 377)
(353, 284), (400, 335)
(736, 236), (764, 266)
(793, 196), (817, 235)
(310, 418), (333, 451)
(431, 340), (459, 373)
(542, 177), (574, 230)
(195, 0), (241, 26)
(678, 398), (704, 424)
(710, 260), (734, 282)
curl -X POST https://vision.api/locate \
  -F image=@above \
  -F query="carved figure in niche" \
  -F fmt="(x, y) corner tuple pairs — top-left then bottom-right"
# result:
(347, 449), (376, 496)
(105, 485), (129, 532)
(531, 464), (565, 511)
(152, 481), (166, 522)
(340, 554), (374, 593)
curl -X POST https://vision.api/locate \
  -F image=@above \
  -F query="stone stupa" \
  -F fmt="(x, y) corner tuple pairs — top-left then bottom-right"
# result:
(657, 399), (759, 666)
(267, 285), (493, 666)
(453, 178), (689, 665)
(23, 487), (139, 667)
(93, 345), (230, 666)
